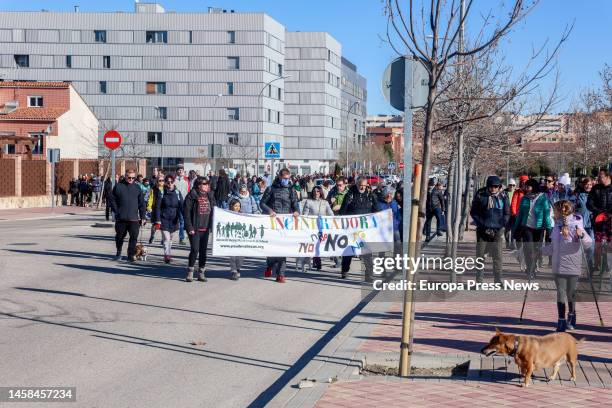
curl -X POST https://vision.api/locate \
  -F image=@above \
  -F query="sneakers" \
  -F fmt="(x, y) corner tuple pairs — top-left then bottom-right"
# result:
(276, 275), (286, 283)
(567, 312), (576, 330)
(148, 237), (154, 245)
(231, 271), (240, 281)
(164, 256), (171, 264)
(185, 267), (194, 282)
(556, 318), (567, 332)
(341, 271), (348, 279)
(113, 255), (122, 262)
(128, 256), (136, 263)
(196, 267), (207, 282)
(179, 240), (187, 246)
(264, 266), (272, 278)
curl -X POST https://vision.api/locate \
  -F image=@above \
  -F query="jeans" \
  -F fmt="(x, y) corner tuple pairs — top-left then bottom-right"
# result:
(161, 230), (174, 256)
(115, 221), (140, 258)
(229, 256), (244, 272)
(92, 191), (101, 206)
(475, 227), (504, 283)
(188, 230), (210, 268)
(178, 212), (185, 242)
(424, 208), (446, 238)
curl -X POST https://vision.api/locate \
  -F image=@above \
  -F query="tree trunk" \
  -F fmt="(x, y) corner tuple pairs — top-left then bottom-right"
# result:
(417, 71), (438, 247)
(449, 127), (464, 283)
(445, 152), (456, 257)
(459, 155), (476, 240)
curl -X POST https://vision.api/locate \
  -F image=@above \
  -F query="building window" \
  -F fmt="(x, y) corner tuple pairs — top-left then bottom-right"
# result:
(267, 109), (272, 122)
(99, 81), (107, 94)
(277, 87), (282, 100)
(103, 55), (111, 69)
(227, 56), (240, 70)
(66, 55), (72, 68)
(275, 111), (281, 124)
(146, 31), (168, 44)
(227, 31), (236, 44)
(146, 82), (166, 94)
(30, 134), (44, 155)
(227, 133), (239, 145)
(278, 64), (283, 76)
(227, 108), (239, 120)
(227, 82), (234, 95)
(14, 55), (29, 67)
(156, 107), (167, 119)
(28, 96), (43, 107)
(147, 132), (163, 144)
(94, 30), (106, 43)
(189, 31), (193, 44)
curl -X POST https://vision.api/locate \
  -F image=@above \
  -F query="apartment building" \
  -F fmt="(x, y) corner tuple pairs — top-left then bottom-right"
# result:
(0, 2), (367, 175)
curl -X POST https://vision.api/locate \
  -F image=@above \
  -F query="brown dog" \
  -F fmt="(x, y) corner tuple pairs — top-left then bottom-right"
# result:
(481, 328), (584, 387)
(134, 244), (148, 261)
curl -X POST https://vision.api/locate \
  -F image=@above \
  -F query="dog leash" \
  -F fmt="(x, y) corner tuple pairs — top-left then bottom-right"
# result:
(508, 337), (520, 357)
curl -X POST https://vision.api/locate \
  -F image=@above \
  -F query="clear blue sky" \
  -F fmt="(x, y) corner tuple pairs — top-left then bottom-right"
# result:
(1, 0), (610, 114)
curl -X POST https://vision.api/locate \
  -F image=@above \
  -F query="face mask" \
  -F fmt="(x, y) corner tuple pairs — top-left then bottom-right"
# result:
(281, 178), (290, 187)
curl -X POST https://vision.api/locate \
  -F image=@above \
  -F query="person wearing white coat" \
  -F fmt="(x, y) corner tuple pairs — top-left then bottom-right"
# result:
(298, 186), (333, 271)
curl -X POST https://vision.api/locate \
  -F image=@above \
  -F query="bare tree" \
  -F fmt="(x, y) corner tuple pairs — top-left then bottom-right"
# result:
(383, 0), (571, 244)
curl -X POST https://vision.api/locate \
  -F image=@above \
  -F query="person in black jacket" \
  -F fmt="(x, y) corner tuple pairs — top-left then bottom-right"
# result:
(260, 168), (299, 283)
(423, 180), (446, 240)
(214, 169), (231, 209)
(339, 176), (380, 281)
(587, 170), (611, 272)
(103, 177), (113, 220)
(183, 176), (215, 282)
(154, 174), (183, 264)
(107, 169), (147, 262)
(470, 175), (510, 283)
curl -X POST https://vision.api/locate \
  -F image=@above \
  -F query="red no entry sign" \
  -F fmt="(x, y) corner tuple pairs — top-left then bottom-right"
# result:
(104, 130), (122, 150)
(399, 161), (405, 169)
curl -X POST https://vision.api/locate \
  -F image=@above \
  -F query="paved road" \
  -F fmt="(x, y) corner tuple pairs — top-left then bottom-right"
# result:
(0, 211), (367, 408)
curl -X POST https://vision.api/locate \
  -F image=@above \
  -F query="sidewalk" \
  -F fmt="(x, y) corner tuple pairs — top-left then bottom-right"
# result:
(0, 205), (102, 221)
(275, 231), (612, 407)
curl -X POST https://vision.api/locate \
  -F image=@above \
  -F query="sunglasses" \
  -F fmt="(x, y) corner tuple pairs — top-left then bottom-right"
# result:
(126, 176), (136, 180)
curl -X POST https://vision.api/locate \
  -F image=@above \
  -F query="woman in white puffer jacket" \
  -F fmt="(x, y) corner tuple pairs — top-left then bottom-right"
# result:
(298, 186), (333, 271)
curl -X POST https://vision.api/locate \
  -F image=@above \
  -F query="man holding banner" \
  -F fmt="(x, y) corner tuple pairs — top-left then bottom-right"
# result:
(339, 176), (380, 280)
(259, 168), (300, 283)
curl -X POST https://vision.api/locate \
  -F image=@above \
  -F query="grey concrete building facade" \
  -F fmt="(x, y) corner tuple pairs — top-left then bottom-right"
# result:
(0, 2), (366, 175)
(340, 56), (367, 171)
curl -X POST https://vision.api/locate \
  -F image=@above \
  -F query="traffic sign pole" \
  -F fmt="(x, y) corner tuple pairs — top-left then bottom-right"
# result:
(104, 130), (122, 188)
(111, 150), (116, 188)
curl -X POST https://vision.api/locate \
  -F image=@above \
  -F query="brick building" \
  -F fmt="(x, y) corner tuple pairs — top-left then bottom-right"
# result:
(0, 81), (98, 159)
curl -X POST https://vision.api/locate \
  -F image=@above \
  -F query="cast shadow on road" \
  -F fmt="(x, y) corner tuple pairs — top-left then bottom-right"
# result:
(0, 310), (291, 372)
(14, 287), (328, 333)
(6, 246), (368, 290)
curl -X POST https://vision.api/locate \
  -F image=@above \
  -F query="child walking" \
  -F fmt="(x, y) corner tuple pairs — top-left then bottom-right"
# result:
(542, 200), (592, 332)
(228, 199), (245, 281)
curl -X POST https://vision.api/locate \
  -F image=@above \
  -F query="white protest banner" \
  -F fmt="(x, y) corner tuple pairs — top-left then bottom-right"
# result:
(212, 208), (394, 257)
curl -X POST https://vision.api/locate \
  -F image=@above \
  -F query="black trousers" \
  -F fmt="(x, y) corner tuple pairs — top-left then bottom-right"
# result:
(522, 227), (544, 275)
(115, 221), (140, 258)
(188, 230), (210, 268)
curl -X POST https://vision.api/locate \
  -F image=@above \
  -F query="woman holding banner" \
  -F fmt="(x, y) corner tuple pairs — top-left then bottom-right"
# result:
(297, 186), (334, 272)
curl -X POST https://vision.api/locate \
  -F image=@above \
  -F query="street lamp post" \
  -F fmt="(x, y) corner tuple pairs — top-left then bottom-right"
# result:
(345, 101), (360, 176)
(257, 75), (291, 177)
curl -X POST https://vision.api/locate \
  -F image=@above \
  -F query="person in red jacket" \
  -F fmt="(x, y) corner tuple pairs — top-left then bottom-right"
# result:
(509, 175), (529, 250)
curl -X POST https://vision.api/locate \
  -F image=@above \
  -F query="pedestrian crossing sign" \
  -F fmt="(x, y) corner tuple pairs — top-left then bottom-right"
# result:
(264, 142), (281, 158)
